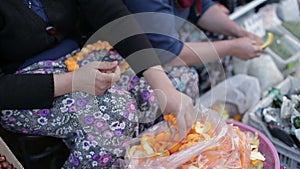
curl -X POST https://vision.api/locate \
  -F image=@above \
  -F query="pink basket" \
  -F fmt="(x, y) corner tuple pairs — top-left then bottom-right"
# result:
(227, 120), (280, 169)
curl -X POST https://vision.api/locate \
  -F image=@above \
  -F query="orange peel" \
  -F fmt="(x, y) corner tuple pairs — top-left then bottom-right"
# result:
(64, 40), (113, 72)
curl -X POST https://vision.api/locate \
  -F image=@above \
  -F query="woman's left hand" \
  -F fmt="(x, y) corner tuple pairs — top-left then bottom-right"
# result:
(244, 31), (264, 46)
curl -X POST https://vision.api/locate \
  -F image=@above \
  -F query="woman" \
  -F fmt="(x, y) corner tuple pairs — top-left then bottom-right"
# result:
(0, 0), (196, 168)
(123, 0), (264, 66)
(123, 0), (264, 93)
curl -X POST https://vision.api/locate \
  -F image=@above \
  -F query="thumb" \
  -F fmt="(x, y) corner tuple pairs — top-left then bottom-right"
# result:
(251, 40), (257, 45)
(254, 45), (263, 53)
(177, 112), (187, 140)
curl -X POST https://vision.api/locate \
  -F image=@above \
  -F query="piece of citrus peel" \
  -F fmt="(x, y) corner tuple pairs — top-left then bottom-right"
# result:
(64, 40), (113, 72)
(249, 133), (265, 168)
(261, 32), (275, 49)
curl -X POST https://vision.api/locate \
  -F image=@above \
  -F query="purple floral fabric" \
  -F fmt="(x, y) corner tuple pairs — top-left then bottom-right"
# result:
(0, 49), (199, 168)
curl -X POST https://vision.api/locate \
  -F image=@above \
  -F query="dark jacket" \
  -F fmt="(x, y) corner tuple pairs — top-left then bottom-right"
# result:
(0, 0), (160, 109)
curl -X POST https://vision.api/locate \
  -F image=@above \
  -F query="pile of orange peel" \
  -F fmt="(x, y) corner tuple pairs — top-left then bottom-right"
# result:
(249, 133), (265, 169)
(128, 114), (266, 169)
(64, 41), (113, 72)
(129, 114), (212, 158)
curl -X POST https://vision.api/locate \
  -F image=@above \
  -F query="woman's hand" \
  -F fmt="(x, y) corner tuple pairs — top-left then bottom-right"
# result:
(230, 37), (263, 60)
(54, 61), (120, 97)
(244, 31), (264, 46)
(143, 66), (197, 139)
(154, 87), (196, 139)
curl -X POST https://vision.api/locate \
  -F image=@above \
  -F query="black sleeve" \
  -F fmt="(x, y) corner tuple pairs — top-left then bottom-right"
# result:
(0, 70), (54, 110)
(78, 0), (161, 75)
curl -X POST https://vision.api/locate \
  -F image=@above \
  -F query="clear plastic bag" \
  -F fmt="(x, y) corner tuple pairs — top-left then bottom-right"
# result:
(123, 103), (252, 169)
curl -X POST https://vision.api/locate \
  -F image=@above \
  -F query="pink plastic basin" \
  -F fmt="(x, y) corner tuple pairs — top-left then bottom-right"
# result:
(227, 120), (280, 169)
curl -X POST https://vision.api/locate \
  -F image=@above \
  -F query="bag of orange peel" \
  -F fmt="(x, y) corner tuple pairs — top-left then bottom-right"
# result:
(123, 104), (265, 169)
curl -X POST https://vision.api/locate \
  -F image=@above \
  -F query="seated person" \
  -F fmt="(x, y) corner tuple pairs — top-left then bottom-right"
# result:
(123, 0), (264, 67)
(0, 0), (196, 168)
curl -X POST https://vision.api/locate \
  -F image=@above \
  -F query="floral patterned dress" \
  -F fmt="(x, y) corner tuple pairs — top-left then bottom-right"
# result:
(0, 49), (199, 169)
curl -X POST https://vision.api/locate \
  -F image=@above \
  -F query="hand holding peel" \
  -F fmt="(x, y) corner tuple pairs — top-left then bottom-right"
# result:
(154, 88), (196, 140)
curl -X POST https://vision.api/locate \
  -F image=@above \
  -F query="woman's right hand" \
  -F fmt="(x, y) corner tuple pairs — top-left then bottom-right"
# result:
(231, 37), (263, 60)
(54, 61), (120, 97)
(154, 87), (196, 139)
(143, 66), (197, 139)
(73, 61), (120, 95)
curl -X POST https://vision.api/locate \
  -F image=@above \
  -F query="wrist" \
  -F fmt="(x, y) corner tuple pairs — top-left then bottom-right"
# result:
(54, 72), (73, 97)
(143, 66), (174, 90)
(234, 27), (248, 38)
(226, 39), (237, 56)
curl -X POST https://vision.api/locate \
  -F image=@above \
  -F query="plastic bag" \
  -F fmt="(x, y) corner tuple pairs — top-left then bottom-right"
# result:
(200, 74), (261, 115)
(234, 54), (284, 91)
(123, 103), (252, 169)
(247, 54), (284, 91)
(257, 4), (282, 30)
(277, 0), (300, 22)
(195, 124), (251, 169)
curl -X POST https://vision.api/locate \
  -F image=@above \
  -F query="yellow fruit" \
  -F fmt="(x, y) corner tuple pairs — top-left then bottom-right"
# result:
(261, 32), (274, 49)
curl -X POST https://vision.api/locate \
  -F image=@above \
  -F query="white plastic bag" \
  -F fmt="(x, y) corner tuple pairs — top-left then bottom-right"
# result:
(247, 54), (284, 91)
(257, 3), (282, 31)
(234, 54), (284, 91)
(200, 74), (261, 115)
(277, 0), (300, 22)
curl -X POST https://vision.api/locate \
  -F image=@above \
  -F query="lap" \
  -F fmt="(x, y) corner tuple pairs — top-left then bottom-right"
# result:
(0, 48), (199, 168)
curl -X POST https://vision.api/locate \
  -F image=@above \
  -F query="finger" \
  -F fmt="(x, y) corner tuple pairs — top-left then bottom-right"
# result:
(153, 89), (167, 113)
(96, 71), (119, 83)
(255, 36), (264, 45)
(100, 69), (114, 73)
(185, 107), (196, 131)
(96, 83), (111, 92)
(96, 72), (114, 83)
(110, 70), (121, 83)
(251, 40), (257, 45)
(97, 61), (118, 70)
(249, 52), (261, 59)
(177, 111), (187, 140)
(255, 52), (262, 58)
(86, 61), (101, 69)
(254, 45), (264, 53)
(186, 100), (197, 130)
(113, 66), (121, 82)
